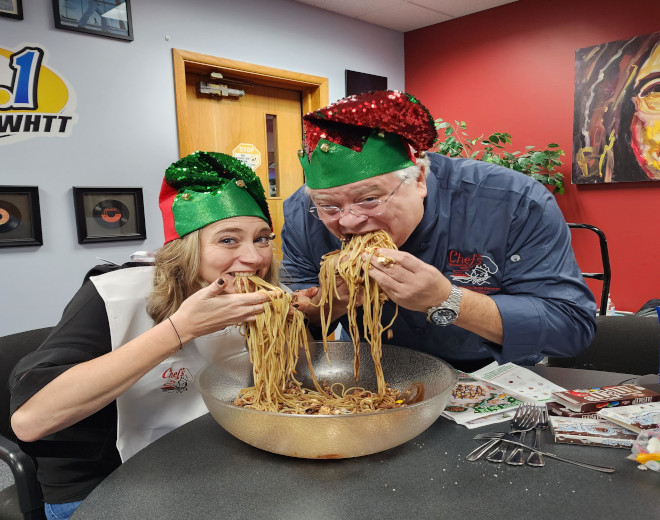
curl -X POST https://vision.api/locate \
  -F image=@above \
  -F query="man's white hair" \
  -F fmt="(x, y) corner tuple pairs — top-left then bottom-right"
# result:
(392, 155), (430, 183)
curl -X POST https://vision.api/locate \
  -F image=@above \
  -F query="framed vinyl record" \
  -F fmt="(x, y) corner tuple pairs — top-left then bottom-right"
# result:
(0, 186), (43, 247)
(73, 187), (146, 244)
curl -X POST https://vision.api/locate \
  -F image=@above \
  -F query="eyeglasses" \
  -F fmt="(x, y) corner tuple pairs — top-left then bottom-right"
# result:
(309, 179), (405, 221)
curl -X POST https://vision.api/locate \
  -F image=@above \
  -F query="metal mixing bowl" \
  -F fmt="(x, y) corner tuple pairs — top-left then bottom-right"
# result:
(196, 341), (457, 459)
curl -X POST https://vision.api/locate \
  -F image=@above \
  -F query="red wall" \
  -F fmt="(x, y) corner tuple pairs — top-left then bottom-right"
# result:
(405, 0), (660, 312)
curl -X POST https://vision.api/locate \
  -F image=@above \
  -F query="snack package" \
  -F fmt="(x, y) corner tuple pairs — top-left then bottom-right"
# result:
(547, 401), (600, 419)
(627, 428), (660, 471)
(551, 384), (660, 412)
(597, 401), (660, 433)
(549, 416), (638, 448)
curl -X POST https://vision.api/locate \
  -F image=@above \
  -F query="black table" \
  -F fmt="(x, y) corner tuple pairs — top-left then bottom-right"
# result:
(73, 367), (660, 520)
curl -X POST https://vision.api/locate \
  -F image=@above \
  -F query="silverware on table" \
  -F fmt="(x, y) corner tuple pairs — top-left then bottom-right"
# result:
(465, 404), (537, 462)
(474, 432), (616, 473)
(526, 405), (549, 467)
(505, 405), (542, 465)
(486, 404), (538, 463)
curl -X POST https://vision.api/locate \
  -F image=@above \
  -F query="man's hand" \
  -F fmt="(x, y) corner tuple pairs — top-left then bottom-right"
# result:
(364, 248), (503, 344)
(363, 248), (451, 312)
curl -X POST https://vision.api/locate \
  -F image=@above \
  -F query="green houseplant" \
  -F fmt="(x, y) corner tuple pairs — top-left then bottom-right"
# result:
(434, 118), (566, 194)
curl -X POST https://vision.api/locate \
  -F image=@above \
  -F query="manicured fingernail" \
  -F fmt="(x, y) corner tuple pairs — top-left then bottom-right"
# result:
(217, 277), (225, 286)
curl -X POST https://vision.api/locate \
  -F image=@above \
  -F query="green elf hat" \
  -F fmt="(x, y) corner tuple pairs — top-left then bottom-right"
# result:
(159, 151), (271, 244)
(298, 90), (437, 189)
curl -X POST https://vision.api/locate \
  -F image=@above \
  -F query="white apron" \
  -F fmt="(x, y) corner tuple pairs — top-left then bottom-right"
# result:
(91, 267), (246, 461)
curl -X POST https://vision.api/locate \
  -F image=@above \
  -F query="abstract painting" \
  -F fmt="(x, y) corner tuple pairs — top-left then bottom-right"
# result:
(573, 32), (660, 184)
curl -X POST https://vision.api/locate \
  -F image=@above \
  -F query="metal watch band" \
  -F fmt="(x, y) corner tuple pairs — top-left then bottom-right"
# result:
(426, 285), (462, 325)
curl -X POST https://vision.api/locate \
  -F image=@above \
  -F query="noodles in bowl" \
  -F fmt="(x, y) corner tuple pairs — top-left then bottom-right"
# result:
(232, 231), (404, 415)
(197, 230), (456, 457)
(196, 341), (457, 458)
(232, 274), (406, 414)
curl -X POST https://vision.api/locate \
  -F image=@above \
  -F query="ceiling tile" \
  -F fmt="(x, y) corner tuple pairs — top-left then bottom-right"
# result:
(412, 0), (518, 18)
(290, 0), (518, 32)
(359, 2), (452, 32)
(294, 0), (402, 19)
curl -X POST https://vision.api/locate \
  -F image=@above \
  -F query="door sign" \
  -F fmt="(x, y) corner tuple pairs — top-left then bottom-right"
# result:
(232, 143), (261, 171)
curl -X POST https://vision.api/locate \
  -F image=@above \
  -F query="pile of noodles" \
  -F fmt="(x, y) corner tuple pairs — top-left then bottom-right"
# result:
(317, 230), (399, 396)
(233, 230), (402, 414)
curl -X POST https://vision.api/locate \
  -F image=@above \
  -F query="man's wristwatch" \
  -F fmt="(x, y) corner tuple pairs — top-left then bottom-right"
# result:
(426, 285), (462, 326)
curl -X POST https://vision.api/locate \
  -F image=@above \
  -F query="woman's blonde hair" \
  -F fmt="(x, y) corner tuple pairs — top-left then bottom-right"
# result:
(147, 229), (279, 324)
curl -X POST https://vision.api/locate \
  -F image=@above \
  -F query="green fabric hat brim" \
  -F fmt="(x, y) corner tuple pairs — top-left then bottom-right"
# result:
(172, 181), (269, 238)
(300, 131), (414, 189)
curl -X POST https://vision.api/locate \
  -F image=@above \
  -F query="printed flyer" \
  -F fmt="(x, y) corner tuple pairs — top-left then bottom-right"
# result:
(442, 372), (523, 429)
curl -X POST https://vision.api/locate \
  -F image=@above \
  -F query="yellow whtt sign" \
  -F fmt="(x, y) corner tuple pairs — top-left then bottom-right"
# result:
(232, 143), (261, 171)
(0, 44), (78, 145)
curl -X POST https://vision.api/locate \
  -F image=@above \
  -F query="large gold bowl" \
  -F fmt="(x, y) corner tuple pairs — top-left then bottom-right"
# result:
(196, 341), (457, 459)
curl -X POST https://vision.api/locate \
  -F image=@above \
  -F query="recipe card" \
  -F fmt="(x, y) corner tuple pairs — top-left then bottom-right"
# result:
(469, 362), (565, 402)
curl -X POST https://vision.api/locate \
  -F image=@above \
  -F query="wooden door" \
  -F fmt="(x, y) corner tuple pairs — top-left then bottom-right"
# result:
(172, 50), (329, 259)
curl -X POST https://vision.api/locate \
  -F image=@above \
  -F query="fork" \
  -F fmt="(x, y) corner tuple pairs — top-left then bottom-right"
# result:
(504, 405), (541, 465)
(475, 432), (616, 473)
(466, 404), (537, 462)
(526, 405), (549, 467)
(485, 404), (539, 463)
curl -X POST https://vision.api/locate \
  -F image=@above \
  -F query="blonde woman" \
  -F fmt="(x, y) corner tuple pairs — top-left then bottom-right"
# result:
(10, 151), (281, 519)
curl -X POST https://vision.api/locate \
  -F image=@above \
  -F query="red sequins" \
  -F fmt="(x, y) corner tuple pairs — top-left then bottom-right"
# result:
(301, 90), (436, 159)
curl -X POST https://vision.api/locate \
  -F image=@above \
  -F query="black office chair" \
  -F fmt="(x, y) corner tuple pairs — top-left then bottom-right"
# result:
(567, 223), (611, 316)
(0, 327), (53, 520)
(548, 315), (660, 376)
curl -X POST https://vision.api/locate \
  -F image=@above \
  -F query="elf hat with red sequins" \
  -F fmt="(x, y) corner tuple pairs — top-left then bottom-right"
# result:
(298, 90), (437, 189)
(159, 151), (271, 244)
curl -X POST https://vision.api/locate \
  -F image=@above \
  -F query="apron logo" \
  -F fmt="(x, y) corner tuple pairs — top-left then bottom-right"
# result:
(161, 367), (193, 393)
(0, 44), (78, 145)
(448, 250), (499, 288)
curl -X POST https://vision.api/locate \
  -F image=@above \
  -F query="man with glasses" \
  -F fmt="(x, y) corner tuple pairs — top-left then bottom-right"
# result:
(282, 91), (595, 371)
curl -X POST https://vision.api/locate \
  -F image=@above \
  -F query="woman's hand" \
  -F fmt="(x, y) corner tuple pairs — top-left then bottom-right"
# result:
(291, 275), (364, 327)
(290, 286), (318, 317)
(170, 277), (278, 342)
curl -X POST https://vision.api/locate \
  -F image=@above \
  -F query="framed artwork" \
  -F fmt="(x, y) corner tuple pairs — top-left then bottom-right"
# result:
(73, 187), (146, 244)
(0, 186), (43, 247)
(52, 0), (133, 41)
(345, 70), (388, 97)
(572, 31), (660, 184)
(0, 0), (23, 20)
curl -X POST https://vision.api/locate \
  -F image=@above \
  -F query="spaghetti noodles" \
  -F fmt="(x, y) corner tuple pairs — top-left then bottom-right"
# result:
(317, 230), (398, 395)
(233, 276), (316, 413)
(233, 263), (405, 414)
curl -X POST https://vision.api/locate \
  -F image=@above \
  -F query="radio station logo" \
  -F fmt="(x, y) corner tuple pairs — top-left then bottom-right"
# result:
(0, 44), (77, 145)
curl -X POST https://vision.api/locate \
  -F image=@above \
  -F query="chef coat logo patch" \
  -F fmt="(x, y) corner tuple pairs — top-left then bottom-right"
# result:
(448, 250), (499, 289)
(161, 367), (193, 393)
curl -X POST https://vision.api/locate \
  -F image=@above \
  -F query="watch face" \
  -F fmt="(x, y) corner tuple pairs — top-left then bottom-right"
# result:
(430, 308), (457, 326)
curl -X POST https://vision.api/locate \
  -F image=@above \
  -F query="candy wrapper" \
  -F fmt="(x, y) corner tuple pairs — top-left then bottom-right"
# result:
(627, 428), (660, 471)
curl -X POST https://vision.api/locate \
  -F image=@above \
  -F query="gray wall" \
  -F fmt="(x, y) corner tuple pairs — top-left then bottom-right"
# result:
(0, 0), (404, 335)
